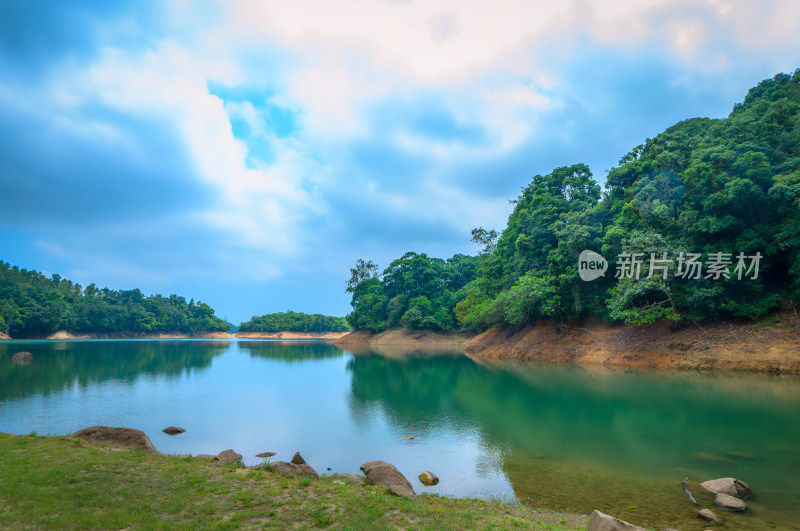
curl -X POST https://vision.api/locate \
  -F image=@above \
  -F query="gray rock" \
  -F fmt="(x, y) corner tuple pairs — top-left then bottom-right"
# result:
(586, 510), (645, 530)
(268, 460), (318, 478)
(697, 508), (721, 523)
(72, 426), (162, 455)
(162, 426), (186, 435)
(215, 449), (243, 465)
(715, 492), (747, 511)
(331, 472), (366, 485)
(700, 477), (752, 498)
(418, 471), (439, 486)
(360, 461), (415, 498)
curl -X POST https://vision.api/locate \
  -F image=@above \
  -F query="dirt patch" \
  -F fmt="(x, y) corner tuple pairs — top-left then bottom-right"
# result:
(335, 329), (472, 357)
(463, 312), (800, 373)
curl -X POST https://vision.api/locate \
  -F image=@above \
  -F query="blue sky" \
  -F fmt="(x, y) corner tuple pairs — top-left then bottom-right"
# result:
(1, 0), (799, 324)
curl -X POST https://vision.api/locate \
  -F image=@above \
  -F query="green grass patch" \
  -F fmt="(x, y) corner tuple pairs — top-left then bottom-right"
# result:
(0, 433), (586, 529)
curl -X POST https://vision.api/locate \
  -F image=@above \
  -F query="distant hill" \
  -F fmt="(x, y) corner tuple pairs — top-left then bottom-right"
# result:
(0, 261), (229, 338)
(238, 311), (349, 333)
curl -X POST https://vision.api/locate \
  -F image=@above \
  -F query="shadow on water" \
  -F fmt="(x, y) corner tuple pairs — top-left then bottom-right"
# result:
(0, 341), (227, 401)
(238, 340), (346, 363)
(346, 351), (800, 530)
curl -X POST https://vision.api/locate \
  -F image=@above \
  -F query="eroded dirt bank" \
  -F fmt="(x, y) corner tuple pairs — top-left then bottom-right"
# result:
(334, 328), (473, 349)
(464, 312), (800, 373)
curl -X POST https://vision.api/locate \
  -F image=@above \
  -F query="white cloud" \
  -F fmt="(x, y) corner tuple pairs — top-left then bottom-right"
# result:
(62, 40), (321, 260)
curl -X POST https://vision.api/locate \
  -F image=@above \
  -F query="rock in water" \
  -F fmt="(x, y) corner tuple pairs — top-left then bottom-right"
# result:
(700, 477), (752, 498)
(586, 510), (645, 530)
(697, 508), (721, 523)
(11, 351), (33, 365)
(715, 493), (747, 512)
(360, 461), (415, 498)
(418, 471), (439, 486)
(215, 449), (243, 465)
(72, 426), (162, 455)
(162, 426), (185, 435)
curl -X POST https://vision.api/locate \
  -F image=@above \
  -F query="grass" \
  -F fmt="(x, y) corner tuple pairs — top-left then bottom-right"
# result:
(0, 433), (586, 530)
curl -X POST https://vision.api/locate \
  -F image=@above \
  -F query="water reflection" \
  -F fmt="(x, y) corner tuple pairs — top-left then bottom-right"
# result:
(345, 350), (800, 530)
(238, 340), (345, 363)
(0, 340), (226, 401)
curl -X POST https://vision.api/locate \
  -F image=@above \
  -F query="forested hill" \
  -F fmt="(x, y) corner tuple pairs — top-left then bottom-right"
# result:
(238, 312), (349, 333)
(0, 261), (230, 338)
(346, 69), (800, 332)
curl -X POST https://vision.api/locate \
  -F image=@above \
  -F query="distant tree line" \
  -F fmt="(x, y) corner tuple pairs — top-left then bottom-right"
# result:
(346, 69), (800, 331)
(238, 311), (350, 333)
(0, 261), (229, 337)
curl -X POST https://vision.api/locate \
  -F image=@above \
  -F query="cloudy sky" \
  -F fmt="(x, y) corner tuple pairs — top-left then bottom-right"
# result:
(1, 0), (798, 324)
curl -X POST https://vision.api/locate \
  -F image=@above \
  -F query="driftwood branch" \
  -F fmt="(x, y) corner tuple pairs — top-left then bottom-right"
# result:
(689, 318), (707, 334)
(682, 477), (698, 505)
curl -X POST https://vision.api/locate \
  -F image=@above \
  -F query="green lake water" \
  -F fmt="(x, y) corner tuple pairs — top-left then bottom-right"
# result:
(1, 339), (798, 530)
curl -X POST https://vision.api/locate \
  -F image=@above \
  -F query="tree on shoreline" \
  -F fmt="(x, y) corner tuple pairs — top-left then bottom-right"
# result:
(345, 69), (800, 332)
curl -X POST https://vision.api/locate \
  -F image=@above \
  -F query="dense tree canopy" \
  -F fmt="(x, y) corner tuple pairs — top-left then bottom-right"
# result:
(0, 261), (230, 337)
(238, 311), (349, 333)
(347, 69), (800, 331)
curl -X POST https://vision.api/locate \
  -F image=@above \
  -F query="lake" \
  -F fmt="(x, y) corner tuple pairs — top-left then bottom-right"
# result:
(1, 339), (798, 529)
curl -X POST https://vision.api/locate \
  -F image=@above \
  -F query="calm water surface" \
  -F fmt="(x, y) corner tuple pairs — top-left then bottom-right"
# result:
(1, 339), (798, 530)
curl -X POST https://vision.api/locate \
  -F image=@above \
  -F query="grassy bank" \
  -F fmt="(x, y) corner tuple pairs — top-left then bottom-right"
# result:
(0, 433), (586, 530)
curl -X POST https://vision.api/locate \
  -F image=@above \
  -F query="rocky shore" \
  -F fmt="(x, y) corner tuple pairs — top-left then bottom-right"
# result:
(64, 426), (760, 529)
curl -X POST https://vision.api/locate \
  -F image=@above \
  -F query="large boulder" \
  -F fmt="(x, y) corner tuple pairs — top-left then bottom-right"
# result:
(715, 493), (747, 512)
(267, 452), (318, 478)
(699, 477), (752, 498)
(697, 508), (721, 523)
(215, 449), (243, 465)
(72, 426), (162, 455)
(360, 461), (415, 498)
(586, 510), (645, 531)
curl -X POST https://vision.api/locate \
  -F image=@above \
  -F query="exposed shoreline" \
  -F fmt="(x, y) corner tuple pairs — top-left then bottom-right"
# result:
(0, 330), (349, 341)
(336, 311), (800, 373)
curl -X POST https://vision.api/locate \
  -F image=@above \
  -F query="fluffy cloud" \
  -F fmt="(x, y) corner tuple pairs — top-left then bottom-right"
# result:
(1, 0), (798, 322)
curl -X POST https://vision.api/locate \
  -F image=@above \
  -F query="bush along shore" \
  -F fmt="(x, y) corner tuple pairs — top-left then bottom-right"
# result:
(0, 429), (588, 530)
